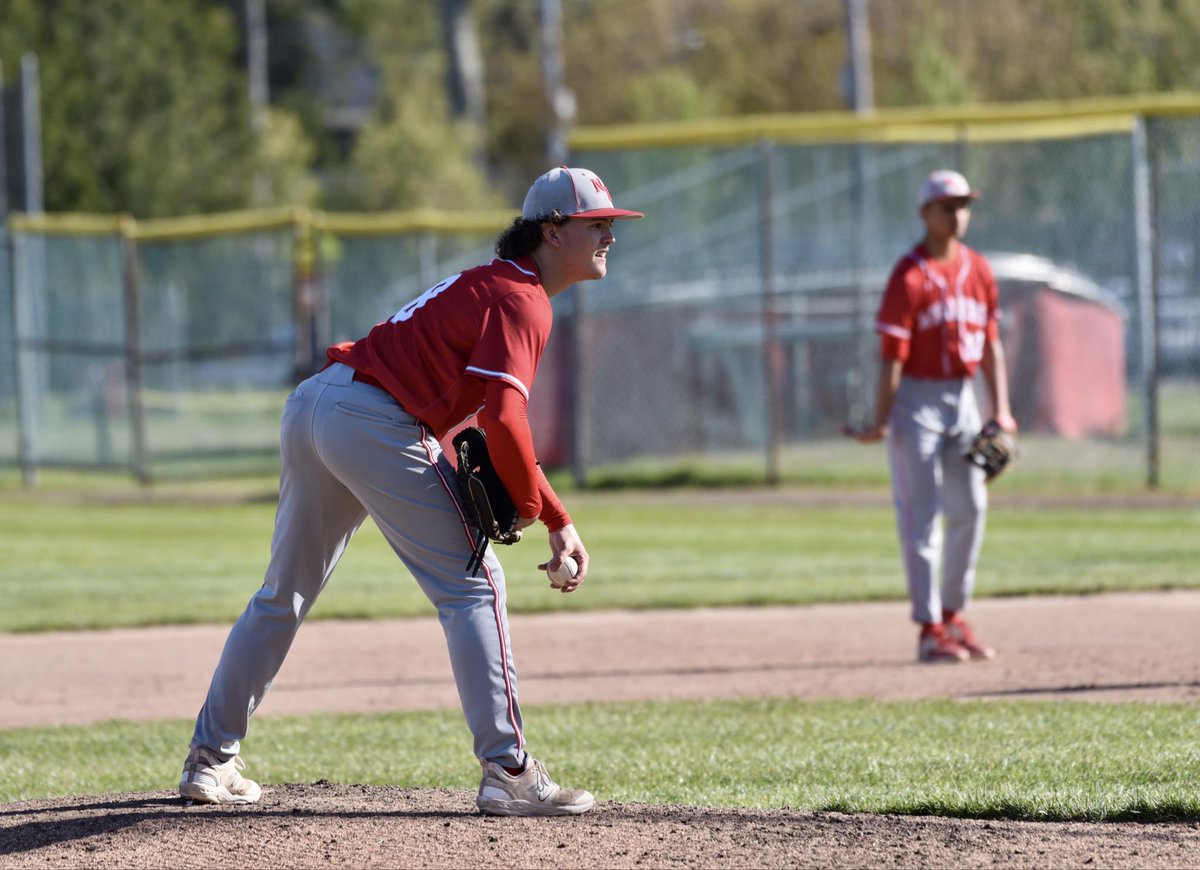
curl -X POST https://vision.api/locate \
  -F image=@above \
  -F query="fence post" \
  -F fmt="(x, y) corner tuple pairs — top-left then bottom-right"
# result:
(292, 210), (321, 383)
(308, 213), (331, 379)
(1132, 116), (1159, 489)
(20, 54), (42, 216)
(849, 140), (876, 428)
(120, 220), (149, 484)
(0, 60), (8, 224)
(759, 138), (782, 485)
(12, 54), (44, 487)
(10, 227), (37, 486)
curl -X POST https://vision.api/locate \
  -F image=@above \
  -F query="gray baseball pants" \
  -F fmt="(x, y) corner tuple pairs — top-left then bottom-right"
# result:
(886, 375), (988, 625)
(191, 362), (526, 769)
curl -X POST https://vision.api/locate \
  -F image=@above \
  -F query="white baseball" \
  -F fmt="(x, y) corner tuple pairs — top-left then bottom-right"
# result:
(547, 555), (578, 586)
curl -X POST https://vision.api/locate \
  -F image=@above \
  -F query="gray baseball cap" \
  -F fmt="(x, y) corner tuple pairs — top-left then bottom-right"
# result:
(522, 166), (644, 221)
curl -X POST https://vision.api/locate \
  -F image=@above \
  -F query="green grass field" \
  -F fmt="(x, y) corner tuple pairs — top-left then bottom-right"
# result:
(1, 490), (1197, 631)
(1, 699), (1197, 820)
(1, 480), (1197, 819)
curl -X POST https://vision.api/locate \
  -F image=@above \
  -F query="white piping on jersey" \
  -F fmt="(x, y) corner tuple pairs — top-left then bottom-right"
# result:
(497, 258), (539, 279)
(877, 322), (911, 340)
(465, 366), (530, 400)
(460, 260), (538, 403)
(905, 248), (973, 377)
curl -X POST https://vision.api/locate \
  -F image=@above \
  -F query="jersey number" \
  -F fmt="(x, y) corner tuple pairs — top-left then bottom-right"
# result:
(960, 329), (986, 363)
(390, 273), (462, 323)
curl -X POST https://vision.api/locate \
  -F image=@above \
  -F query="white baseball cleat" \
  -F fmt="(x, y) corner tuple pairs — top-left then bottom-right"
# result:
(179, 746), (262, 805)
(476, 757), (594, 816)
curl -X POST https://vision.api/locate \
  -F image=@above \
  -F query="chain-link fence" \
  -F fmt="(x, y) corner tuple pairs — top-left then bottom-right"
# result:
(4, 96), (1199, 490)
(5, 215), (299, 480)
(569, 102), (1200, 491)
(0, 210), (515, 482)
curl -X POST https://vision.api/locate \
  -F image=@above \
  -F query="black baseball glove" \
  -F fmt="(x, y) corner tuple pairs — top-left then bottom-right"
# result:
(453, 426), (522, 575)
(963, 419), (1017, 482)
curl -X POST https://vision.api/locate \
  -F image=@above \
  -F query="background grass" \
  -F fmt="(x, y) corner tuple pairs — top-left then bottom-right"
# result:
(1, 698), (1196, 821)
(1, 490), (1198, 631)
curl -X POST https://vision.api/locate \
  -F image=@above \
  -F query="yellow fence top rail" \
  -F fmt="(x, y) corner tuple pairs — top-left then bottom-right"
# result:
(7, 209), (299, 239)
(312, 208), (515, 236)
(7, 213), (128, 235)
(132, 208), (299, 241)
(8, 208), (518, 241)
(570, 91), (1200, 150)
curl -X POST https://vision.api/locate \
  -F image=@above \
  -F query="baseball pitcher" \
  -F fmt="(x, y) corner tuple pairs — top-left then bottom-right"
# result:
(179, 167), (642, 815)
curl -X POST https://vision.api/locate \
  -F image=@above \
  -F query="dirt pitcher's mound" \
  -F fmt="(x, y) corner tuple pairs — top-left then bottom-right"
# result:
(2, 783), (1198, 869)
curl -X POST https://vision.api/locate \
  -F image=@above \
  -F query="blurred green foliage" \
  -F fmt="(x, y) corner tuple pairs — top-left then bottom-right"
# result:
(3, 0), (1200, 215)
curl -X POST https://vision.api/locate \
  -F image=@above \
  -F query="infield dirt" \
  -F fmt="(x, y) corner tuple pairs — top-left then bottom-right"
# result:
(2, 591), (1199, 868)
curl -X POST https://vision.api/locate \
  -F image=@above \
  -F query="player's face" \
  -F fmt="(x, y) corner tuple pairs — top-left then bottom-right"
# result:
(922, 197), (972, 243)
(557, 217), (617, 283)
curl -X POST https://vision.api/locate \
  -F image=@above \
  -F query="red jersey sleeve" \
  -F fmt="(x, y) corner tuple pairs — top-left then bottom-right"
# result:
(476, 380), (540, 520)
(474, 366), (571, 530)
(876, 260), (918, 361)
(466, 291), (550, 403)
(536, 467), (571, 532)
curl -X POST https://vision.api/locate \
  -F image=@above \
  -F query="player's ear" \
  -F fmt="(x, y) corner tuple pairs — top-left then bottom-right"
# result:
(543, 223), (560, 245)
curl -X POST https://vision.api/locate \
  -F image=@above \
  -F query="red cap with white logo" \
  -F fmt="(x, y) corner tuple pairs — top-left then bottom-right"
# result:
(522, 166), (644, 221)
(918, 169), (980, 208)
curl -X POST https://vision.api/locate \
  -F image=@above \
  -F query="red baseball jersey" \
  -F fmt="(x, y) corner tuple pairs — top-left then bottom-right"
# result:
(327, 256), (567, 528)
(328, 256), (550, 438)
(875, 242), (1000, 379)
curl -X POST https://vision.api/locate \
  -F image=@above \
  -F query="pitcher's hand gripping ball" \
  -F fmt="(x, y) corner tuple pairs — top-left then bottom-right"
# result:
(453, 426), (522, 575)
(964, 419), (1017, 482)
(547, 555), (578, 589)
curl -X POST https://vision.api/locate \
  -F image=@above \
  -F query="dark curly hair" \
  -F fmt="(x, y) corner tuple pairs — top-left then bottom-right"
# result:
(495, 211), (569, 260)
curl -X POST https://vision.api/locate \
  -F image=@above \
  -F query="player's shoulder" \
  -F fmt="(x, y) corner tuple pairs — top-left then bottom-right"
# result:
(494, 259), (553, 307)
(474, 256), (540, 284)
(887, 246), (925, 282)
(961, 245), (997, 278)
(464, 257), (544, 298)
(459, 259), (551, 332)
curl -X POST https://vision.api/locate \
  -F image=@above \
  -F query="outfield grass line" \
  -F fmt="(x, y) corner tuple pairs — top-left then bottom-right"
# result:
(3, 495), (1198, 632)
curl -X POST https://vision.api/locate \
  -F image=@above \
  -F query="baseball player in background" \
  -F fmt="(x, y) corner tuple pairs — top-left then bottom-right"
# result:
(179, 167), (642, 814)
(845, 169), (1016, 664)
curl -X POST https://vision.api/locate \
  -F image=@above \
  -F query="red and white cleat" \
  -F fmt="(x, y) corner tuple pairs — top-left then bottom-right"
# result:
(943, 613), (997, 660)
(917, 623), (970, 663)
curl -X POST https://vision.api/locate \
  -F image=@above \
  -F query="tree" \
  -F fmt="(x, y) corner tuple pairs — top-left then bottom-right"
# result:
(336, 0), (498, 211)
(0, 0), (269, 216)
(8, 0), (1200, 216)
(872, 0), (1200, 106)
